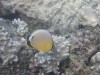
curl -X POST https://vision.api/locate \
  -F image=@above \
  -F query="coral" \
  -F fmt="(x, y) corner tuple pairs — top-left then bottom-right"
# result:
(0, 19), (26, 65)
(31, 35), (70, 73)
(69, 27), (100, 75)
(70, 28), (97, 59)
(1, 0), (100, 35)
(72, 61), (95, 75)
(0, 0), (100, 74)
(91, 52), (100, 63)
(12, 18), (28, 36)
(91, 52), (100, 73)
(77, 7), (99, 27)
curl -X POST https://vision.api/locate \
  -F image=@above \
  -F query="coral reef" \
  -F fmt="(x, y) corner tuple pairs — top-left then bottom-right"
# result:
(0, 0), (100, 75)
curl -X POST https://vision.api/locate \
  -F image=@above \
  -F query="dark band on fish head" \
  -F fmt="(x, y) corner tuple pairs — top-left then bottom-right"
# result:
(27, 35), (33, 48)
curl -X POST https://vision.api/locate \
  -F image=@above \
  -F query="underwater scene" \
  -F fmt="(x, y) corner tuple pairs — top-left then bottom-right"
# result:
(0, 0), (100, 75)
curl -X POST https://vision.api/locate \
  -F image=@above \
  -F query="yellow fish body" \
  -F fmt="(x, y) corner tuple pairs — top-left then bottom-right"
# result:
(27, 29), (53, 52)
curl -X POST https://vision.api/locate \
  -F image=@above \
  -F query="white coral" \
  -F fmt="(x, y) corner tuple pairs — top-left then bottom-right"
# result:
(0, 25), (25, 65)
(33, 35), (70, 72)
(91, 52), (100, 63)
(12, 18), (28, 36)
(77, 6), (99, 27)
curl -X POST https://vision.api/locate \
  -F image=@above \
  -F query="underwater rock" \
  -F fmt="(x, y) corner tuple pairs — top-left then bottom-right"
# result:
(1, 0), (100, 35)
(91, 52), (100, 63)
(77, 7), (99, 27)
(88, 50), (100, 74)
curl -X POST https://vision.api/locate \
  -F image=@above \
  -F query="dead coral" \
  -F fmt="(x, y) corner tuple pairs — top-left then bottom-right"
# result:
(72, 60), (95, 75)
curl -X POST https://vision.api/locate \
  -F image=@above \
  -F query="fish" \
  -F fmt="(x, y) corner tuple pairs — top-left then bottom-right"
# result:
(27, 29), (54, 52)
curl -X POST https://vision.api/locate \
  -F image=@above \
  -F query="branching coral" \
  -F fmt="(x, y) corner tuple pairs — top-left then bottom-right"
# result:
(0, 19), (26, 65)
(12, 18), (28, 36)
(31, 35), (70, 73)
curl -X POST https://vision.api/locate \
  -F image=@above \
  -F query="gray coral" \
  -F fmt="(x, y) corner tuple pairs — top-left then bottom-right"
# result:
(0, 0), (100, 75)
(0, 19), (26, 65)
(1, 0), (100, 35)
(12, 18), (28, 36)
